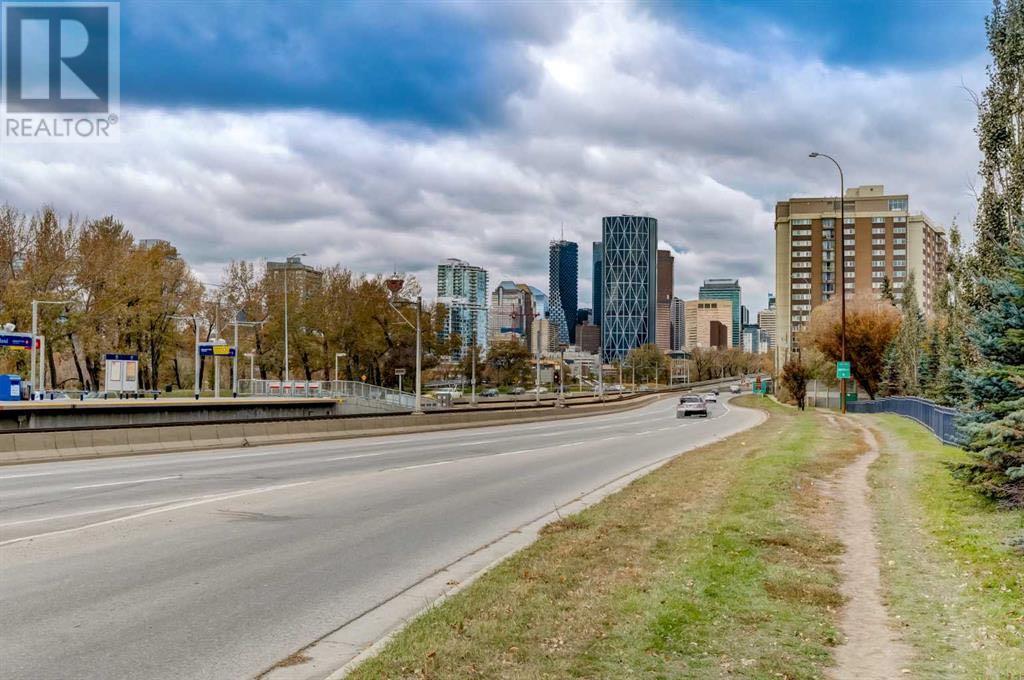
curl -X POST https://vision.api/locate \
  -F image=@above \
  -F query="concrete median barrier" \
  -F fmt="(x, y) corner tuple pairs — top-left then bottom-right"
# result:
(0, 393), (665, 465)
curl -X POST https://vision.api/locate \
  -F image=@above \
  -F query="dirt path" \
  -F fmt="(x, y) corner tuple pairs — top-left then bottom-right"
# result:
(829, 416), (913, 679)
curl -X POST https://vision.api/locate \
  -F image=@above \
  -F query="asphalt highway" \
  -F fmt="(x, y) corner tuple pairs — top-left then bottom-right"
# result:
(0, 394), (761, 680)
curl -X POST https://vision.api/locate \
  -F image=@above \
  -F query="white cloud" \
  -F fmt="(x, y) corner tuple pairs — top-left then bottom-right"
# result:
(0, 2), (983, 319)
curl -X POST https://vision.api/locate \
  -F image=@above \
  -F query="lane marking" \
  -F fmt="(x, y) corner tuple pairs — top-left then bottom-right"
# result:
(0, 481), (313, 547)
(455, 439), (498, 447)
(391, 460), (453, 472)
(324, 451), (394, 462)
(71, 476), (179, 490)
(0, 499), (176, 528)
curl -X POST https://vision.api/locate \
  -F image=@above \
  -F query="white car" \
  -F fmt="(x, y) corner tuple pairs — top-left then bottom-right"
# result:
(704, 392), (718, 403)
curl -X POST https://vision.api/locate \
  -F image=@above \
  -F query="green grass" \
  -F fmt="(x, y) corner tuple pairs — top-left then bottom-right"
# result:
(349, 396), (861, 680)
(867, 415), (1024, 679)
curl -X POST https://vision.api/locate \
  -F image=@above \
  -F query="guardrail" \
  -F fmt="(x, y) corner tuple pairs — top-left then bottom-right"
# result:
(846, 396), (961, 445)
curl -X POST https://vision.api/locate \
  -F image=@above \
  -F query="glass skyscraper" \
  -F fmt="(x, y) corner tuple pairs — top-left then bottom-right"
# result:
(698, 278), (742, 348)
(592, 241), (603, 331)
(437, 258), (489, 359)
(600, 215), (657, 361)
(548, 240), (578, 345)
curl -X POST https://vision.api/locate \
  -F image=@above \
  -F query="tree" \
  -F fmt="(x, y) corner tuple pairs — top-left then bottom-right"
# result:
(891, 271), (924, 394)
(781, 358), (811, 409)
(972, 0), (1024, 276)
(801, 295), (901, 399)
(484, 338), (532, 386)
(953, 242), (1024, 507)
(624, 344), (667, 384)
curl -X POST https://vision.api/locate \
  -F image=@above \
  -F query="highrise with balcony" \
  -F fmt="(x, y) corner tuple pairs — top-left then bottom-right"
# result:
(774, 185), (947, 367)
(437, 258), (489, 359)
(548, 240), (578, 345)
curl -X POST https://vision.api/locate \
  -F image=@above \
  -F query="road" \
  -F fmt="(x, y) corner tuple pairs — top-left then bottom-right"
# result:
(0, 394), (761, 680)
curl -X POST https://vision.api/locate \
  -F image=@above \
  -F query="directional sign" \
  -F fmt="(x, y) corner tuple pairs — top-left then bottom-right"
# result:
(0, 333), (33, 350)
(394, 368), (406, 376)
(199, 344), (236, 357)
(836, 361), (851, 379)
(104, 353), (139, 362)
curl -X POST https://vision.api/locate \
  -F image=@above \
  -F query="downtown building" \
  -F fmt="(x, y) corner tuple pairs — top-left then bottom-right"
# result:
(670, 297), (686, 351)
(599, 215), (658, 361)
(757, 294), (777, 350)
(437, 258), (489, 360)
(774, 185), (948, 365)
(684, 299), (733, 349)
(488, 281), (534, 346)
(698, 278), (742, 348)
(655, 249), (674, 352)
(548, 239), (578, 346)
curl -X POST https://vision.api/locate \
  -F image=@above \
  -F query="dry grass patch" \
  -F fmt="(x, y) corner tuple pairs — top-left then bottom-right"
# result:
(349, 397), (863, 680)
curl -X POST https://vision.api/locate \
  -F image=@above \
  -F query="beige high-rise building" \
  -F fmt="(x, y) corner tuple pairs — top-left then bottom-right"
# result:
(656, 249), (674, 351)
(684, 299), (733, 349)
(774, 185), (947, 367)
(756, 307), (776, 348)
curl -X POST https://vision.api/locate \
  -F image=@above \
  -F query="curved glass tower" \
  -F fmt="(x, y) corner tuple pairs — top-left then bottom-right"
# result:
(601, 215), (657, 360)
(548, 240), (578, 345)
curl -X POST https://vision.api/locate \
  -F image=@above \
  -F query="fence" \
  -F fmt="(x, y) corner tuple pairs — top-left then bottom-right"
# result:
(238, 379), (436, 411)
(846, 396), (961, 445)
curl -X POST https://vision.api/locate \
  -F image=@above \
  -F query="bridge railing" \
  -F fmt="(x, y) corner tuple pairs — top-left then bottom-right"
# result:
(846, 396), (961, 445)
(239, 379), (436, 410)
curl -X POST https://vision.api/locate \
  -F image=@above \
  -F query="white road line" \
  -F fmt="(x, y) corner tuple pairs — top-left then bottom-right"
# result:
(71, 476), (179, 490)
(391, 460), (453, 472)
(493, 448), (537, 457)
(455, 439), (498, 447)
(597, 436), (619, 441)
(324, 451), (394, 462)
(0, 499), (177, 528)
(0, 481), (313, 547)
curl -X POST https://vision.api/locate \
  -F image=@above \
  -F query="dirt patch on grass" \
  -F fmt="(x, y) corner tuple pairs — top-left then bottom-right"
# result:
(829, 418), (912, 679)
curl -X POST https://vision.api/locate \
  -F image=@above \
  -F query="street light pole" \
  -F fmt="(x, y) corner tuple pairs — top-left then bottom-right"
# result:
(385, 274), (423, 415)
(470, 329), (477, 406)
(282, 252), (306, 382)
(30, 299), (73, 397)
(334, 352), (346, 385)
(810, 152), (847, 413)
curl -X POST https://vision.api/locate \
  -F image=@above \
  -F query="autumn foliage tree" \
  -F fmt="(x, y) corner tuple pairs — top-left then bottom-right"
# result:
(801, 295), (901, 399)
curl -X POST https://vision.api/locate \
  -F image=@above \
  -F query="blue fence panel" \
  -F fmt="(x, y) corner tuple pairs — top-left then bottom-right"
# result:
(846, 396), (962, 446)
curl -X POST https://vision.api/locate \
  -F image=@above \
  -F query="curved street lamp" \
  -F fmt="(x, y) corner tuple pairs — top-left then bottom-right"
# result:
(809, 152), (847, 413)
(386, 274), (423, 415)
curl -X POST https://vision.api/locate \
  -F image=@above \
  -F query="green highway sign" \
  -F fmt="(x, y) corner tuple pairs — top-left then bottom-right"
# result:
(836, 361), (851, 379)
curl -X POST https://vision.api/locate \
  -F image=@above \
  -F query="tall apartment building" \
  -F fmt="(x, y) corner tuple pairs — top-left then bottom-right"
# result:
(684, 299), (733, 349)
(592, 242), (603, 329)
(488, 280), (533, 345)
(548, 240), (578, 345)
(774, 185), (948, 364)
(698, 279), (742, 348)
(670, 297), (685, 351)
(656, 249), (674, 352)
(757, 306), (777, 349)
(437, 258), (489, 359)
(267, 255), (323, 299)
(600, 215), (658, 360)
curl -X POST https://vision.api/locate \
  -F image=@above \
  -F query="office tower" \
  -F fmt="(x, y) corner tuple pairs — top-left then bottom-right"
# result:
(548, 239), (578, 345)
(530, 318), (553, 354)
(592, 242), (603, 330)
(774, 184), (948, 364)
(757, 306), (777, 349)
(684, 299), (733, 349)
(741, 305), (749, 327)
(437, 258), (489, 359)
(656, 249), (673, 352)
(600, 215), (658, 360)
(698, 278), (742, 348)
(488, 280), (533, 344)
(267, 255), (323, 296)
(528, 286), (548, 320)
(768, 292), (776, 309)
(575, 323), (601, 354)
(670, 297), (685, 351)
(575, 308), (592, 327)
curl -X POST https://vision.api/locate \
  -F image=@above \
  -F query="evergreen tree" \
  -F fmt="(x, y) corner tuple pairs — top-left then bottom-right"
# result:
(879, 276), (896, 304)
(954, 242), (1024, 507)
(879, 343), (901, 397)
(933, 225), (973, 405)
(919, 324), (941, 399)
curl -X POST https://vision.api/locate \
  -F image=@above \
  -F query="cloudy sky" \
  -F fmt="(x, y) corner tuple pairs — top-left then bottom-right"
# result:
(1, 0), (990, 314)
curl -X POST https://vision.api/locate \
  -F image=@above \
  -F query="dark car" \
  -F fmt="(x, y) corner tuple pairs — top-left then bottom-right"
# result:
(677, 394), (708, 418)
(480, 388), (500, 398)
(510, 386), (526, 395)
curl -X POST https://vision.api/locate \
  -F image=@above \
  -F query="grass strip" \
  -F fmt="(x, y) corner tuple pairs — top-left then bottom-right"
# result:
(349, 397), (862, 679)
(867, 414), (1024, 678)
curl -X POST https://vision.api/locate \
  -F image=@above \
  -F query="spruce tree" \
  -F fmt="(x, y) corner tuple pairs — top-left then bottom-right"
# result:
(891, 271), (923, 394)
(954, 242), (1024, 507)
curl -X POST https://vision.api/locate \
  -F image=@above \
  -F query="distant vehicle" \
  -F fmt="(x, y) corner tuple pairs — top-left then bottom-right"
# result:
(527, 386), (549, 394)
(480, 388), (499, 397)
(433, 389), (463, 399)
(604, 384), (625, 393)
(638, 385), (654, 392)
(704, 392), (718, 403)
(677, 394), (708, 418)
(730, 384), (741, 394)
(510, 386), (526, 395)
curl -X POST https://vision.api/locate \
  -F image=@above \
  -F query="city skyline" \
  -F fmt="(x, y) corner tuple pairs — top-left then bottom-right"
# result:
(0, 2), (986, 317)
